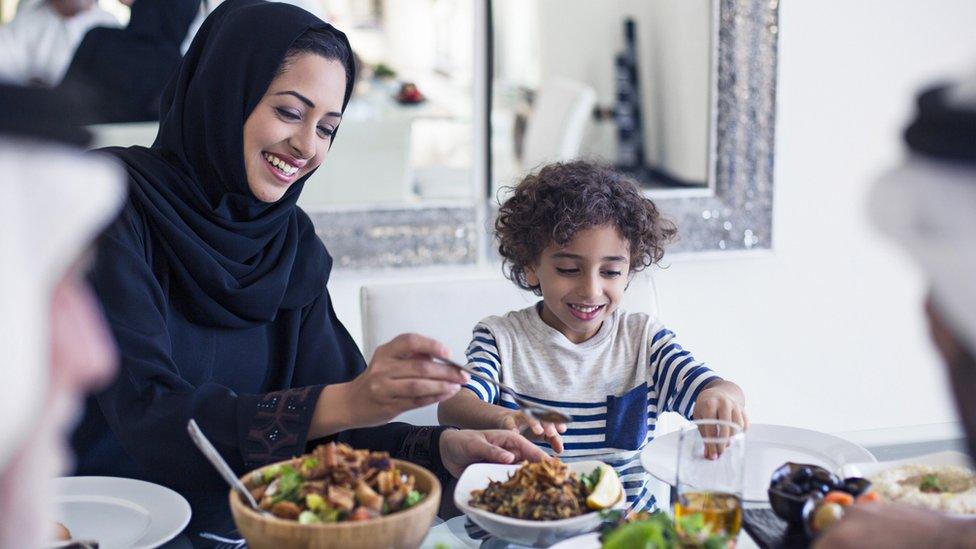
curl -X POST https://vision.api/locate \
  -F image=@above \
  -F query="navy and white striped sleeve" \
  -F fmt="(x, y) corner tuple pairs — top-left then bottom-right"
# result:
(647, 326), (721, 419)
(462, 323), (502, 403)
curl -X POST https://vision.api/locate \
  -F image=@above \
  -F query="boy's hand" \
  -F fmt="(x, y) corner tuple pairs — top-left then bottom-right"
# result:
(498, 411), (567, 454)
(692, 380), (748, 459)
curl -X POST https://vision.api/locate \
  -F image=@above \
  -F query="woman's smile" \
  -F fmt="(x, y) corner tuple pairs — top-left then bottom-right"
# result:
(262, 151), (304, 183)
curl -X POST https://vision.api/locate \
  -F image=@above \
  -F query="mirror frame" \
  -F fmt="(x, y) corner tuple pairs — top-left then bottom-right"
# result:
(306, 0), (779, 269)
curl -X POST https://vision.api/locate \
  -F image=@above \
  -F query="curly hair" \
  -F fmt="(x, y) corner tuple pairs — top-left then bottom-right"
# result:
(495, 161), (677, 294)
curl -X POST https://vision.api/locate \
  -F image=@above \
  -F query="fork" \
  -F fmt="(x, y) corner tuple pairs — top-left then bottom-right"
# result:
(432, 356), (572, 425)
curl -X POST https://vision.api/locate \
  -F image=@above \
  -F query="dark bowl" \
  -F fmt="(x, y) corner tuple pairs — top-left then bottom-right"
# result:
(768, 484), (822, 525)
(768, 462), (839, 524)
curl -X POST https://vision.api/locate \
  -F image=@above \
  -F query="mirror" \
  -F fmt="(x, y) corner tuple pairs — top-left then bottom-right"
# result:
(77, 0), (778, 268)
(490, 0), (715, 195)
(298, 0), (477, 209)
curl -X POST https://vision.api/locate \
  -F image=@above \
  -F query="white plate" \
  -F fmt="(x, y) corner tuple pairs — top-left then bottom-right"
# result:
(640, 423), (876, 502)
(549, 532), (600, 548)
(55, 476), (191, 549)
(455, 460), (625, 548)
(841, 450), (972, 478)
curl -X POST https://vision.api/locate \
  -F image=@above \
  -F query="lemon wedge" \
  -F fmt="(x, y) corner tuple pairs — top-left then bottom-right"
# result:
(586, 463), (622, 510)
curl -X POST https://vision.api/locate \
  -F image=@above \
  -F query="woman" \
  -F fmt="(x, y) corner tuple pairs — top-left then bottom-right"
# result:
(71, 0), (544, 536)
(0, 83), (124, 548)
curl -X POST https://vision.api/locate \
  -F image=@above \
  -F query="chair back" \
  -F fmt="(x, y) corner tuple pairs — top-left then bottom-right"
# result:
(360, 272), (657, 425)
(521, 78), (597, 170)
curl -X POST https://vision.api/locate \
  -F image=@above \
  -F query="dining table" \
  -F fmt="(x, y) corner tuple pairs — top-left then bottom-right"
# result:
(126, 423), (968, 548)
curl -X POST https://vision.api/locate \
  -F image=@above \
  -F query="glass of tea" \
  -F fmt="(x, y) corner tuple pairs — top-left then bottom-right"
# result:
(673, 419), (745, 546)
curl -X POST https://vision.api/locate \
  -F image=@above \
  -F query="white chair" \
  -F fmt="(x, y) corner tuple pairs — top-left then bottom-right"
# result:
(360, 271), (658, 426)
(87, 122), (158, 149)
(521, 77), (598, 170)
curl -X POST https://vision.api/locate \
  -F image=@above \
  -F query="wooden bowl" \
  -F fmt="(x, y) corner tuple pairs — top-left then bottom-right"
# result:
(230, 458), (441, 549)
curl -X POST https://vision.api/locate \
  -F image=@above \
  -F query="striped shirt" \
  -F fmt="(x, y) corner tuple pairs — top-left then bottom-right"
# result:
(461, 303), (720, 511)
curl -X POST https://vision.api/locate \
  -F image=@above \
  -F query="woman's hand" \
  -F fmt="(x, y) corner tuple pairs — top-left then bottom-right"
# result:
(692, 380), (747, 459)
(438, 429), (549, 477)
(498, 412), (567, 454)
(311, 334), (469, 437)
(347, 333), (470, 426)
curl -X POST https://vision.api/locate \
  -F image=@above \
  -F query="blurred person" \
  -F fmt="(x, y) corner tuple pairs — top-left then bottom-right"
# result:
(58, 0), (202, 123)
(0, 0), (119, 86)
(181, 0), (327, 54)
(70, 0), (545, 537)
(0, 83), (125, 548)
(815, 78), (976, 548)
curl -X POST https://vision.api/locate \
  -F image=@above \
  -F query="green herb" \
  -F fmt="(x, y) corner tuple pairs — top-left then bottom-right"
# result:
(677, 512), (730, 549)
(301, 457), (319, 472)
(601, 512), (673, 549)
(581, 467), (602, 492)
(318, 507), (341, 522)
(600, 511), (731, 548)
(403, 489), (424, 508)
(677, 513), (709, 537)
(598, 509), (626, 523)
(271, 465), (302, 504)
(298, 510), (321, 524)
(920, 474), (944, 493)
(261, 464), (282, 484)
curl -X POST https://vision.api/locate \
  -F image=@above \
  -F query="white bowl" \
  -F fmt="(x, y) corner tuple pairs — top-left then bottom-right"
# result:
(454, 460), (624, 547)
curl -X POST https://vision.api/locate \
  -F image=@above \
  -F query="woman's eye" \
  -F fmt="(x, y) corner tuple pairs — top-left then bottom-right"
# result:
(316, 125), (335, 138)
(556, 268), (579, 275)
(603, 271), (622, 278)
(275, 107), (300, 120)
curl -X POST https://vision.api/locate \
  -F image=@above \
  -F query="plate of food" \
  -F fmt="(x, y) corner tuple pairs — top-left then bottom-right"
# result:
(231, 442), (440, 549)
(841, 450), (976, 515)
(54, 476), (191, 549)
(454, 459), (625, 547)
(641, 424), (876, 502)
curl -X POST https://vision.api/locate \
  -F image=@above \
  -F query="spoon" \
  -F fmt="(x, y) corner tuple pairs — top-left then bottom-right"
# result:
(187, 419), (268, 515)
(432, 356), (572, 425)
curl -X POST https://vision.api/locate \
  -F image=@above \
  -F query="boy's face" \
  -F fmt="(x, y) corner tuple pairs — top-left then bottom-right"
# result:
(525, 224), (631, 343)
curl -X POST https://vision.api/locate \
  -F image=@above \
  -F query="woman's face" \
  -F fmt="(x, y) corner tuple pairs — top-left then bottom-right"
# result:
(242, 53), (347, 203)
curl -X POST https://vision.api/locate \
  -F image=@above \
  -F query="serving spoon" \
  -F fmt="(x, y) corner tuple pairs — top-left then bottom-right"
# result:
(187, 419), (269, 516)
(432, 356), (572, 425)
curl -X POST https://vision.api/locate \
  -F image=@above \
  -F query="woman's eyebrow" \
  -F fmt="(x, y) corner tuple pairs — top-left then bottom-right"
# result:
(273, 90), (342, 117)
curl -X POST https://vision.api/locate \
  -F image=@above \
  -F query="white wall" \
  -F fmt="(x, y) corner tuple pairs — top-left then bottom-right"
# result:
(326, 0), (976, 441)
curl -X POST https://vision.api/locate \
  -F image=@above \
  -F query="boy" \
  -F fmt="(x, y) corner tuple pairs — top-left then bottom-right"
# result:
(438, 161), (747, 510)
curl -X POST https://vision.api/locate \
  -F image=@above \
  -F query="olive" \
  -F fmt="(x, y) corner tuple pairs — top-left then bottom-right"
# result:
(795, 467), (814, 481)
(782, 483), (802, 496)
(813, 469), (840, 486)
(812, 502), (844, 533)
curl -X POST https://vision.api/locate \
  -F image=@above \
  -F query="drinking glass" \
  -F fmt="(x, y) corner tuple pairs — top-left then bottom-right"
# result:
(673, 419), (745, 545)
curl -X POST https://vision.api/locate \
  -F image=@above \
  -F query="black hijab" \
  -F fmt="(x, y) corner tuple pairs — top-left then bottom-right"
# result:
(60, 0), (201, 123)
(102, 0), (356, 329)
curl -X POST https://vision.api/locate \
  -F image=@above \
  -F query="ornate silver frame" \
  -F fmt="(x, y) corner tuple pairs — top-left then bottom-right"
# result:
(307, 0), (779, 268)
